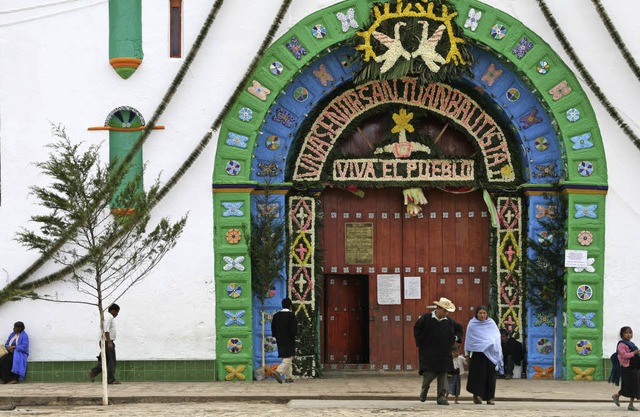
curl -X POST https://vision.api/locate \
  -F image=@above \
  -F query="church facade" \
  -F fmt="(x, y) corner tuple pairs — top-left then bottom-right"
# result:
(0, 0), (638, 382)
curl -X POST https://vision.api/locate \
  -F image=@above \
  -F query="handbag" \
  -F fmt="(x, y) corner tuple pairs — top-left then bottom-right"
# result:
(0, 345), (8, 358)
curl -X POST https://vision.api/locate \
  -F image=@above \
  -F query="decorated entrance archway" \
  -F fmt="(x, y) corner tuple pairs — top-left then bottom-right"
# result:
(212, 0), (607, 382)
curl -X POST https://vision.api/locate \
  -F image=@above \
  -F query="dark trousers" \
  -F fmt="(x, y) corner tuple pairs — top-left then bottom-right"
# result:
(0, 353), (19, 383)
(91, 343), (117, 383)
(421, 370), (448, 401)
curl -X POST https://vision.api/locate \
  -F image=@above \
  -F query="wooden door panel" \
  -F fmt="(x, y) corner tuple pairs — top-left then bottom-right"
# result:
(322, 188), (489, 369)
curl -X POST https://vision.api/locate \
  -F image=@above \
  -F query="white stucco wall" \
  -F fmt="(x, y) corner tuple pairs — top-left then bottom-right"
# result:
(0, 0), (639, 362)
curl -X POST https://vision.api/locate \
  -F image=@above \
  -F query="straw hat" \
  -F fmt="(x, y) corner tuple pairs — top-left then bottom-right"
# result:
(433, 297), (456, 312)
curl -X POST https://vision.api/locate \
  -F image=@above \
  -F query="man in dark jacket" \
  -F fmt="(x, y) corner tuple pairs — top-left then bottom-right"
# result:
(271, 297), (297, 383)
(413, 297), (463, 405)
(500, 329), (524, 379)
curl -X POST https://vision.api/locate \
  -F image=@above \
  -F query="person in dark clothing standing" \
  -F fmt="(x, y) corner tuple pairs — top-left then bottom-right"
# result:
(271, 297), (297, 383)
(413, 297), (463, 405)
(500, 329), (523, 379)
(89, 303), (121, 384)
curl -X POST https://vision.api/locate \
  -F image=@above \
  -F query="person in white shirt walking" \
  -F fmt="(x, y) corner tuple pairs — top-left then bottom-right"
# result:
(88, 304), (121, 384)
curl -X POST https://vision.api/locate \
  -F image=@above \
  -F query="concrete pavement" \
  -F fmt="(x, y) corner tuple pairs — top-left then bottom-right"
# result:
(0, 371), (616, 407)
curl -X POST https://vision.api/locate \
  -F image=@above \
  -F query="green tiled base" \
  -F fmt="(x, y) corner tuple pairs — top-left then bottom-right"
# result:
(25, 360), (216, 383)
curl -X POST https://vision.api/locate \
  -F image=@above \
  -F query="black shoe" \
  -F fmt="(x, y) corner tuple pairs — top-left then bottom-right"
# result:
(419, 389), (427, 402)
(285, 378), (294, 383)
(88, 371), (96, 383)
(437, 397), (450, 405)
(274, 372), (283, 384)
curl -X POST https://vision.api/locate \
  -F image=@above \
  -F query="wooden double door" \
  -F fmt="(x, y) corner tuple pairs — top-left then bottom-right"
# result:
(322, 187), (490, 370)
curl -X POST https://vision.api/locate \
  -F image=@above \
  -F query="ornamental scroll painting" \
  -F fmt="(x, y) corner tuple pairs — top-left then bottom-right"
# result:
(354, 0), (473, 83)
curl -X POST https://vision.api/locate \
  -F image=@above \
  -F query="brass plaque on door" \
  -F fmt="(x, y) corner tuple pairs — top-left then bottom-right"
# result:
(345, 222), (374, 265)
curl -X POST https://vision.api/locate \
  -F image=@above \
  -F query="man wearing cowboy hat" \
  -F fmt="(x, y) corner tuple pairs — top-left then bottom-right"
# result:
(413, 297), (463, 405)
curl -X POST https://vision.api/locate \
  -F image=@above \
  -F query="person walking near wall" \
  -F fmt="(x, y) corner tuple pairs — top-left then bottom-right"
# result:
(89, 303), (121, 384)
(611, 326), (640, 411)
(271, 297), (297, 383)
(413, 297), (463, 405)
(465, 306), (503, 405)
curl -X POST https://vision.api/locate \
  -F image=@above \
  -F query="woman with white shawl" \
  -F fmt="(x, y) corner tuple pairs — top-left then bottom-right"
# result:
(464, 306), (503, 405)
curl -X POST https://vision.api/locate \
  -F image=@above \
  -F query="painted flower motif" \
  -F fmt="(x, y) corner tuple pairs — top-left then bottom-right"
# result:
(571, 133), (593, 150)
(313, 63), (334, 86)
(577, 230), (593, 246)
(534, 136), (549, 152)
(481, 63), (503, 86)
(248, 80), (270, 101)
(536, 338), (553, 354)
(519, 108), (543, 129)
(532, 366), (554, 379)
(265, 135), (281, 150)
(272, 107), (296, 128)
(225, 365), (246, 381)
(226, 132), (248, 149)
(533, 312), (554, 327)
(265, 285), (277, 298)
(336, 8), (359, 32)
(536, 204), (555, 219)
(577, 160), (594, 176)
(576, 340), (592, 356)
(286, 37), (307, 60)
(575, 204), (597, 219)
(491, 24), (507, 40)
(227, 338), (243, 353)
(464, 8), (482, 31)
(537, 61), (550, 74)
(532, 162), (558, 179)
(257, 162), (279, 177)
(225, 160), (241, 176)
(225, 228), (242, 244)
(577, 284), (593, 300)
(549, 80), (572, 100)
(293, 87), (309, 102)
(223, 256), (245, 271)
(512, 36), (534, 59)
(574, 258), (595, 273)
(238, 107), (253, 122)
(264, 336), (277, 352)
(566, 108), (580, 122)
(224, 310), (246, 326)
(227, 283), (242, 298)
(269, 61), (284, 75)
(222, 201), (244, 217)
(573, 367), (595, 381)
(573, 312), (596, 328)
(537, 231), (554, 245)
(311, 24), (326, 39)
(506, 88), (520, 102)
(391, 108), (415, 134)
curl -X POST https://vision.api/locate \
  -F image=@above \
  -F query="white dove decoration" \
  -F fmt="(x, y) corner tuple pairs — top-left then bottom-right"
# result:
(372, 22), (411, 73)
(412, 21), (447, 72)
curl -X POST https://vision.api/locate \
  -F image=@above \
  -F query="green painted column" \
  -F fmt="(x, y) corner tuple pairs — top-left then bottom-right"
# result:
(109, 0), (143, 79)
(109, 130), (143, 213)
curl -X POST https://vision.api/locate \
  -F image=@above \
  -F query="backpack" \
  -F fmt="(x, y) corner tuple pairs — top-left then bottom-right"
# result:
(609, 346), (621, 386)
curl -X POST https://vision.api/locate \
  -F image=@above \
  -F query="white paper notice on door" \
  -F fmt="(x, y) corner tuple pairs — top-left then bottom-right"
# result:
(404, 276), (421, 299)
(377, 274), (401, 305)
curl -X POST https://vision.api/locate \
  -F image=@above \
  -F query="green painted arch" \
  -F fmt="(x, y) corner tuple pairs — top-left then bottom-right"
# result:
(213, 0), (608, 381)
